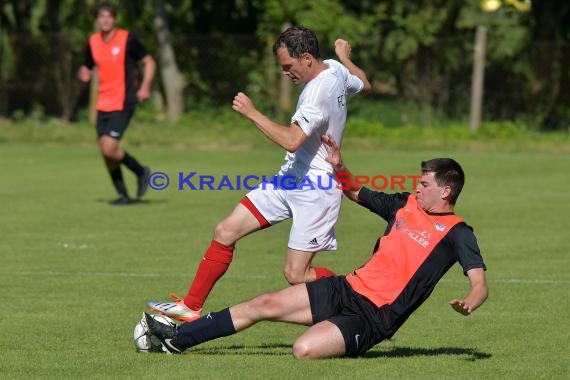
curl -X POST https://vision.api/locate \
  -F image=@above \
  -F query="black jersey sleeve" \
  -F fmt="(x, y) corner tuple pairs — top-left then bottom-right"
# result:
(127, 33), (149, 61)
(357, 187), (410, 221)
(449, 223), (487, 275)
(84, 42), (95, 69)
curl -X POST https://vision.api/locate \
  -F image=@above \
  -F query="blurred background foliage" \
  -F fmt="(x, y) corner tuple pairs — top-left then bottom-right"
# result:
(0, 0), (568, 131)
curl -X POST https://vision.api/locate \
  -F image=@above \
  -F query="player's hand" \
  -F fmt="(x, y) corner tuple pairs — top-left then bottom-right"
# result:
(334, 39), (352, 61)
(78, 66), (92, 83)
(449, 299), (473, 316)
(232, 92), (256, 118)
(137, 87), (151, 102)
(322, 133), (341, 167)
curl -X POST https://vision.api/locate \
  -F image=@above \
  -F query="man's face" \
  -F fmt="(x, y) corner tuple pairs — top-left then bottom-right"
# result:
(416, 171), (448, 211)
(276, 47), (309, 85)
(96, 10), (116, 33)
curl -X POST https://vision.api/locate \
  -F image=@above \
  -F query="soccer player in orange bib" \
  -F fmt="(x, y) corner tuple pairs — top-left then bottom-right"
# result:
(78, 2), (155, 205)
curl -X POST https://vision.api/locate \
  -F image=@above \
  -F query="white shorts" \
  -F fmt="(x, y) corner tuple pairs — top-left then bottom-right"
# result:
(245, 172), (342, 252)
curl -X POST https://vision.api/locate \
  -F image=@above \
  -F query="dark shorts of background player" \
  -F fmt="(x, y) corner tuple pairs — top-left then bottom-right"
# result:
(96, 109), (134, 140)
(306, 276), (390, 357)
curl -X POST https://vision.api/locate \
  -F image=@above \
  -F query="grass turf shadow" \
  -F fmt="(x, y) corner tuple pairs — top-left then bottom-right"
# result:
(95, 198), (169, 206)
(191, 343), (292, 357)
(363, 346), (492, 361)
(189, 343), (491, 361)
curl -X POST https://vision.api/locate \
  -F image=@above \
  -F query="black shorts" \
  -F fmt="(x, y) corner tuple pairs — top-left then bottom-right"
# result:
(96, 109), (134, 140)
(306, 276), (389, 357)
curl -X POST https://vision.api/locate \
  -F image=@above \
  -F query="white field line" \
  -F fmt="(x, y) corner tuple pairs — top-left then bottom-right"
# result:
(3, 271), (570, 285)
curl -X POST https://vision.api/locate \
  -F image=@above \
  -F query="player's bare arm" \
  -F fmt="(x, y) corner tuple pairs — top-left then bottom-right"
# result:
(232, 91), (307, 152)
(449, 268), (488, 316)
(334, 39), (371, 93)
(322, 133), (361, 202)
(137, 55), (156, 102)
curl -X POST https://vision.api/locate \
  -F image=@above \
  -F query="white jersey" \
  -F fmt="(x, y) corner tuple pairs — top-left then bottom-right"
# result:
(279, 59), (364, 177)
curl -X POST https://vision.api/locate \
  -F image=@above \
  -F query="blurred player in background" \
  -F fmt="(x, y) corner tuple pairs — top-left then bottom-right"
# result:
(148, 26), (371, 322)
(78, 2), (155, 205)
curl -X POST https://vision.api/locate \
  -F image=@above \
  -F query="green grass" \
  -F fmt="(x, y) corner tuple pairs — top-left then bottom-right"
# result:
(0, 143), (569, 379)
(1, 101), (569, 154)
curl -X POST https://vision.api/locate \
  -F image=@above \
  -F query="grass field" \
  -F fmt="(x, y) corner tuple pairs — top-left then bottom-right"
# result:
(0, 142), (568, 379)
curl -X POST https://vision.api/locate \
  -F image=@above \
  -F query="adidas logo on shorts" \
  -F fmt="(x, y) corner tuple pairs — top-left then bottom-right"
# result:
(308, 238), (319, 246)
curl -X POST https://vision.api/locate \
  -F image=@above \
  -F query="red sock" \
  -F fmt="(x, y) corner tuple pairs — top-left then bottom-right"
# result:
(184, 240), (234, 311)
(314, 266), (336, 279)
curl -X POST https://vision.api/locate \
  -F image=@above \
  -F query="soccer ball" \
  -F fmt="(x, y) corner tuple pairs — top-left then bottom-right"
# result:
(133, 313), (176, 353)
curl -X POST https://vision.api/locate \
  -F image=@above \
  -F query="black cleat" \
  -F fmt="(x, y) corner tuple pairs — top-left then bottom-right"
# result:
(110, 195), (131, 206)
(144, 313), (183, 354)
(137, 167), (151, 199)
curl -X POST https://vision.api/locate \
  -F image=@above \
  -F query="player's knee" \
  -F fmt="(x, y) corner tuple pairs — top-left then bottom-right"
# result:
(292, 340), (313, 359)
(248, 293), (280, 317)
(250, 293), (271, 308)
(213, 220), (235, 244)
(283, 268), (306, 285)
(100, 145), (119, 159)
(100, 145), (111, 157)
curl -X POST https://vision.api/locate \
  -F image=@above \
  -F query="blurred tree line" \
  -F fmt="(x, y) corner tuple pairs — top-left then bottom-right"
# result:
(0, 0), (568, 130)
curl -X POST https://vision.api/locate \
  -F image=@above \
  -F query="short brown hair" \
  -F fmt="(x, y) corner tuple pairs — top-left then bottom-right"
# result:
(95, 2), (117, 18)
(273, 26), (321, 59)
(421, 158), (465, 205)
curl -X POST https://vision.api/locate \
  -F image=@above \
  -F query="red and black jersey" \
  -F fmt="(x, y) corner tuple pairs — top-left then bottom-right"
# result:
(84, 29), (148, 112)
(346, 188), (486, 337)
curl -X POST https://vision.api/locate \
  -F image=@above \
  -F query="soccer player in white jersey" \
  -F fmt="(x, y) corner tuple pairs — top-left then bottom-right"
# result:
(148, 26), (371, 322)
